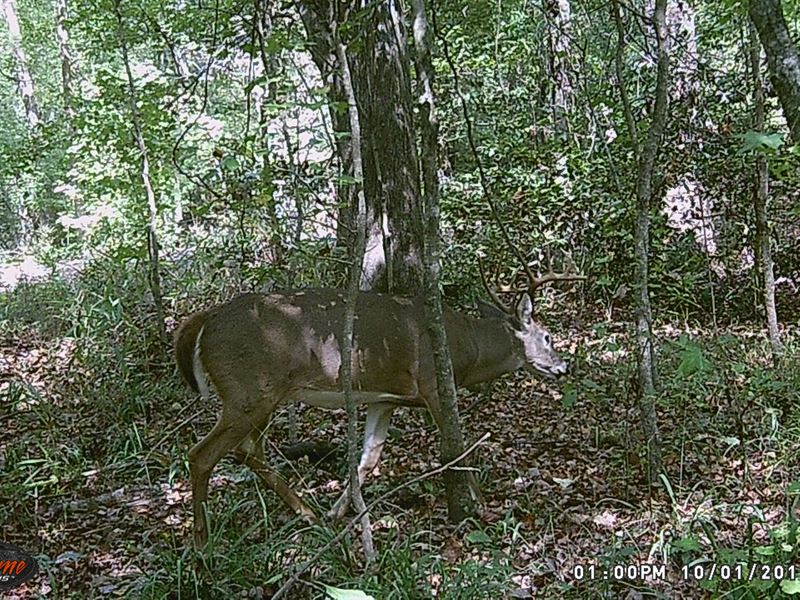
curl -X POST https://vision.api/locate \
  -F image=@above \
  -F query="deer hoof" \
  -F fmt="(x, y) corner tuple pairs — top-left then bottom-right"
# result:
(327, 487), (351, 520)
(299, 506), (319, 525)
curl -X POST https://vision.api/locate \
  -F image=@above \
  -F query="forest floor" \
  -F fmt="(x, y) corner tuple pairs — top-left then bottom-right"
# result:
(2, 320), (800, 599)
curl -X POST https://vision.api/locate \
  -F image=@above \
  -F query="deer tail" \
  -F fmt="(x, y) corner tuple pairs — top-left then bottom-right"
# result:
(174, 310), (210, 397)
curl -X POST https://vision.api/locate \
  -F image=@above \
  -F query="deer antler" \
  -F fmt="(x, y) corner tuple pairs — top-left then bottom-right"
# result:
(479, 179), (587, 308)
(479, 249), (586, 313)
(513, 246), (587, 295)
(528, 248), (586, 293)
(478, 255), (513, 314)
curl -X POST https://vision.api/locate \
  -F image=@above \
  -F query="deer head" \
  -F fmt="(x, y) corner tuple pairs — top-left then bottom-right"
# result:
(477, 251), (584, 380)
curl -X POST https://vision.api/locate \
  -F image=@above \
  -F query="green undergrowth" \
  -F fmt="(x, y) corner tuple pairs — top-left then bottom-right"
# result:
(2, 267), (800, 598)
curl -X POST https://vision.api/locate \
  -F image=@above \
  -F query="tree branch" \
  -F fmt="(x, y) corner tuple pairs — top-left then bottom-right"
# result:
(271, 432), (492, 600)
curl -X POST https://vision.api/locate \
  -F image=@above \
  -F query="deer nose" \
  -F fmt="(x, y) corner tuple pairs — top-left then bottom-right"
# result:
(559, 360), (571, 377)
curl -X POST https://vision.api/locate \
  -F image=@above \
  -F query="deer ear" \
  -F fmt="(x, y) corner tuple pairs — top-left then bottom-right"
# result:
(515, 294), (533, 325)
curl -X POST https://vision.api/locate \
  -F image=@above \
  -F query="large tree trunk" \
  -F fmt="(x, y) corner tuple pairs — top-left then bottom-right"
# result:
(113, 0), (168, 350)
(634, 0), (669, 484)
(749, 0), (800, 143)
(749, 22), (783, 359)
(298, 0), (425, 294)
(1, 0), (39, 128)
(413, 0), (474, 523)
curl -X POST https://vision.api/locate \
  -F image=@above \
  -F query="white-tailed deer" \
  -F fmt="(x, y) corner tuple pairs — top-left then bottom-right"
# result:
(175, 268), (581, 547)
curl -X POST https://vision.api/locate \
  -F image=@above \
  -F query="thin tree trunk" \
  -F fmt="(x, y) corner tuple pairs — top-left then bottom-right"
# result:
(634, 0), (669, 485)
(749, 22), (783, 359)
(413, 0), (474, 523)
(1, 0), (39, 128)
(612, 0), (639, 159)
(54, 0), (75, 115)
(113, 0), (168, 350)
(749, 0), (800, 144)
(543, 0), (573, 137)
(333, 15), (376, 562)
(253, 0), (285, 270)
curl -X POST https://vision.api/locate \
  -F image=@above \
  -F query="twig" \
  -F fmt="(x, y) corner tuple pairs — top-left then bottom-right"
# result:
(271, 431), (492, 600)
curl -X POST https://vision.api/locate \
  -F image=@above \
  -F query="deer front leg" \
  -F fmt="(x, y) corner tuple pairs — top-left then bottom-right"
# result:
(329, 404), (394, 519)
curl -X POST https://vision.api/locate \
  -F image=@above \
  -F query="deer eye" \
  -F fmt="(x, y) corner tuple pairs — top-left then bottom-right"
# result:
(544, 333), (551, 346)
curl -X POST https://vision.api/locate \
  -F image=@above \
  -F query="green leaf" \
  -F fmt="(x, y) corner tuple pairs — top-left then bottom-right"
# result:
(698, 577), (717, 591)
(781, 579), (800, 595)
(241, 42), (259, 57)
(720, 436), (740, 449)
(677, 340), (711, 376)
(221, 156), (240, 171)
(323, 585), (376, 600)
(466, 530), (492, 544)
(741, 130), (784, 152)
(672, 536), (701, 552)
(561, 385), (577, 409)
(751, 579), (777, 593)
(581, 378), (603, 391)
(336, 174), (360, 184)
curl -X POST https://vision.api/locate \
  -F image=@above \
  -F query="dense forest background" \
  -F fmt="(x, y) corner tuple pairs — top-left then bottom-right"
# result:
(2, 0), (800, 597)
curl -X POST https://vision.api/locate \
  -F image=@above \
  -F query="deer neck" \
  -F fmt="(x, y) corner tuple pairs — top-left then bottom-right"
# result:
(454, 315), (522, 388)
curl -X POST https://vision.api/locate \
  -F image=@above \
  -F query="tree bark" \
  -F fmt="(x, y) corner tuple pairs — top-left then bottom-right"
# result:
(543, 0), (573, 137)
(612, 0), (639, 160)
(666, 0), (698, 103)
(1, 0), (39, 127)
(333, 14), (376, 561)
(295, 3), (358, 252)
(749, 0), (800, 143)
(297, 0), (425, 294)
(253, 0), (286, 270)
(749, 22), (783, 359)
(113, 0), (168, 350)
(54, 0), (76, 115)
(633, 0), (668, 485)
(413, 0), (474, 523)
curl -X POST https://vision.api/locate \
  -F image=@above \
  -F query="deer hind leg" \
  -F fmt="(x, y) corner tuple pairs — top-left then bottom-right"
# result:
(231, 427), (317, 524)
(189, 373), (291, 548)
(236, 429), (266, 463)
(189, 416), (253, 548)
(232, 449), (317, 524)
(329, 404), (394, 519)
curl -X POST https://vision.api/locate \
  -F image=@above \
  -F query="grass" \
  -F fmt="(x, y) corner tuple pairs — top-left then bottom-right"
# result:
(2, 263), (800, 598)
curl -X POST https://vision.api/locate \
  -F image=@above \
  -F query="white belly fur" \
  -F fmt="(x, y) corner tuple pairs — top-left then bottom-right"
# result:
(291, 390), (417, 409)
